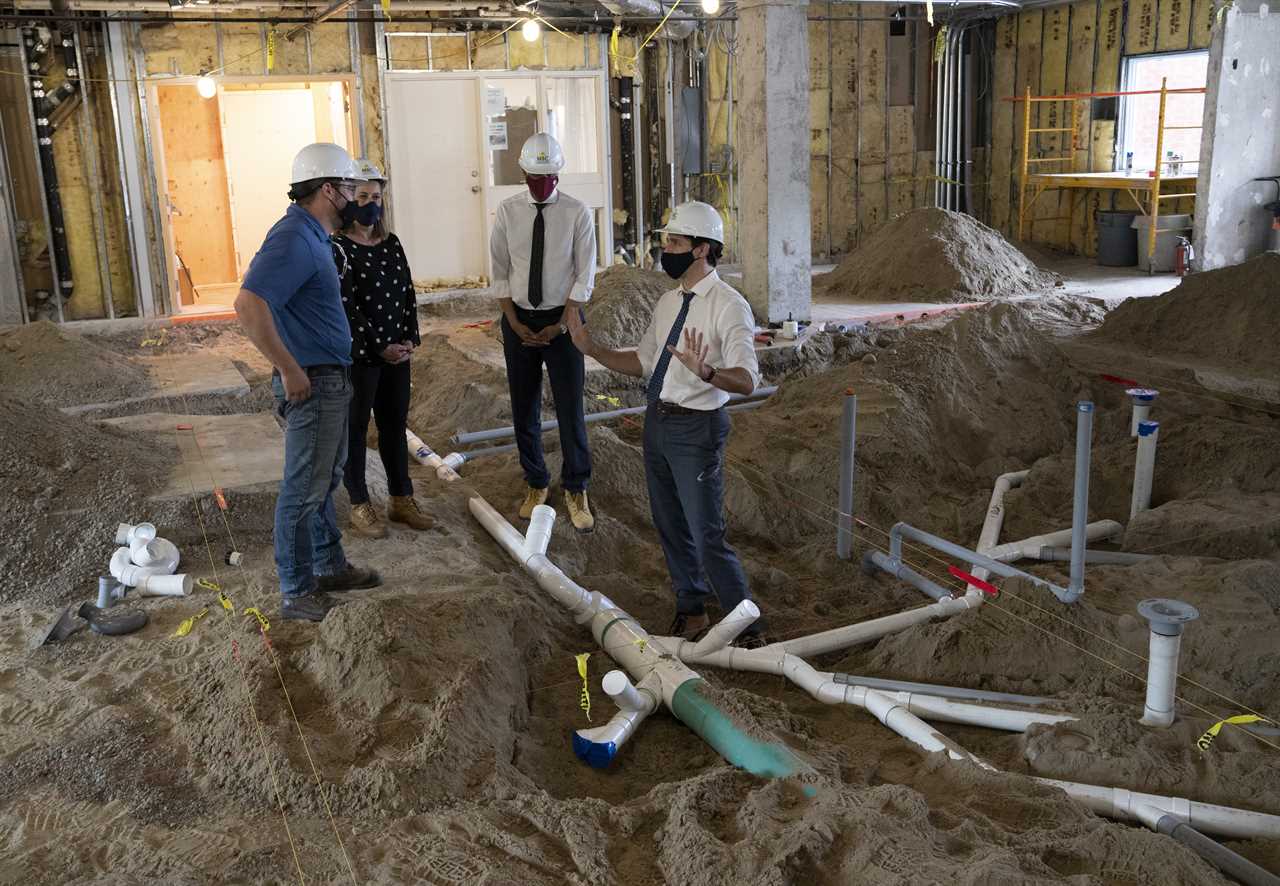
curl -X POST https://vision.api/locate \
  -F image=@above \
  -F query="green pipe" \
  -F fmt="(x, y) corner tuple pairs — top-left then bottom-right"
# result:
(670, 679), (803, 780)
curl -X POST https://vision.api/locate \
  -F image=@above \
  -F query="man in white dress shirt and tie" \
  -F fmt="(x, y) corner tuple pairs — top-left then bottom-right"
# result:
(490, 132), (598, 532)
(570, 201), (765, 645)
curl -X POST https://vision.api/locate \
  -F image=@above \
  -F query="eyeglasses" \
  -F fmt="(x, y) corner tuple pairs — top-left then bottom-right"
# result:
(332, 239), (350, 278)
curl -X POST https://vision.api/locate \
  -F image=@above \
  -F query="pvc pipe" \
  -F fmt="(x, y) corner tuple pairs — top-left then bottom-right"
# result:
(457, 442), (519, 463)
(1126, 388), (1159, 437)
(405, 429), (461, 483)
(875, 689), (1076, 733)
(129, 536), (179, 574)
(863, 550), (951, 601)
(831, 674), (1055, 707)
(889, 523), (1076, 604)
(115, 521), (156, 546)
(1037, 778), (1280, 840)
(1143, 805), (1280, 886)
(971, 470), (1029, 582)
(983, 521), (1124, 566)
(574, 670), (662, 768)
(451, 386), (779, 445)
(1036, 547), (1153, 565)
(523, 504), (555, 558)
(837, 391), (857, 560)
(1069, 401), (1094, 601)
(441, 451), (466, 473)
(769, 589), (986, 658)
(1141, 632), (1181, 727)
(1131, 420), (1159, 521)
(135, 573), (192, 597)
(690, 600), (760, 659)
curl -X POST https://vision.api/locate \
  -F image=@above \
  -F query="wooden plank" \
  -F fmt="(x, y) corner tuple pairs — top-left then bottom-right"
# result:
(1068, 0), (1099, 254)
(1190, 0), (1215, 48)
(1126, 0), (1158, 54)
(1040, 6), (1070, 249)
(1157, 0), (1193, 51)
(1014, 10), (1043, 244)
(990, 14), (1019, 235)
(156, 85), (237, 286)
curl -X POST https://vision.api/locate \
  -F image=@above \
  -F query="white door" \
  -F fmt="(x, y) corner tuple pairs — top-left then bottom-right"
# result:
(220, 88), (318, 277)
(386, 76), (486, 284)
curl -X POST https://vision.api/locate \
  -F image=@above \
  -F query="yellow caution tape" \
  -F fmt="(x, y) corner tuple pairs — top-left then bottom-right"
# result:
(609, 24), (620, 60)
(575, 652), (592, 722)
(595, 394), (622, 408)
(634, 638), (647, 655)
(1196, 715), (1268, 752)
(1215, 0), (1234, 25)
(266, 27), (277, 72)
(217, 591), (234, 614)
(197, 578), (221, 592)
(934, 26), (948, 64)
(172, 607), (209, 638)
(243, 607), (270, 633)
(382, 0), (392, 17)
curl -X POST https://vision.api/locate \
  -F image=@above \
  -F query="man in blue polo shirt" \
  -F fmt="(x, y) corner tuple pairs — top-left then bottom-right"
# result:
(234, 142), (383, 622)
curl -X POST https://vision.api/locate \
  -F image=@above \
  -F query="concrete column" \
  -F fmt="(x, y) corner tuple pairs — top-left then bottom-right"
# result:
(737, 0), (812, 323)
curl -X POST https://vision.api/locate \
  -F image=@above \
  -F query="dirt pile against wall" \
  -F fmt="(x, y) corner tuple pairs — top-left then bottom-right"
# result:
(582, 266), (671, 349)
(816, 207), (1059, 303)
(0, 320), (153, 407)
(1093, 252), (1280, 375)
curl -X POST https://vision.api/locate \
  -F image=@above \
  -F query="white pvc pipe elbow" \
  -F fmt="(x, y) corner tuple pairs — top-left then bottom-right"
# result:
(130, 536), (179, 574)
(523, 504), (556, 558)
(689, 599), (760, 659)
(115, 521), (156, 546)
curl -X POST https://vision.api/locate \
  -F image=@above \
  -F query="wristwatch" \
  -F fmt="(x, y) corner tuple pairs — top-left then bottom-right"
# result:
(702, 365), (717, 383)
(558, 323), (569, 336)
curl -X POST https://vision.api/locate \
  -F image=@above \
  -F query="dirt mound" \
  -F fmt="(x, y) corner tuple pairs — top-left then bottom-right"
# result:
(1093, 252), (1280, 375)
(0, 320), (153, 406)
(817, 208), (1058, 303)
(583, 265), (671, 349)
(0, 393), (186, 607)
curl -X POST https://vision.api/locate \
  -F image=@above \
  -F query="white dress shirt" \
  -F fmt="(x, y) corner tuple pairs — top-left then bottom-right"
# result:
(489, 189), (597, 310)
(637, 269), (761, 411)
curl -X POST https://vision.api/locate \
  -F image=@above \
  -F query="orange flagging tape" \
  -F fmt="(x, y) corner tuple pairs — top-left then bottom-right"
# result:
(1101, 373), (1141, 386)
(214, 488), (228, 511)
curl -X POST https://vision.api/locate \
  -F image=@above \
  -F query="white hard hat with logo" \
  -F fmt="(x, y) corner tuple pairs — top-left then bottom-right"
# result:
(290, 142), (363, 184)
(355, 159), (385, 182)
(657, 201), (724, 244)
(518, 132), (565, 175)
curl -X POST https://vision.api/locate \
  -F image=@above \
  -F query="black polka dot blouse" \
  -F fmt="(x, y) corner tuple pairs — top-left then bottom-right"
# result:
(332, 232), (421, 365)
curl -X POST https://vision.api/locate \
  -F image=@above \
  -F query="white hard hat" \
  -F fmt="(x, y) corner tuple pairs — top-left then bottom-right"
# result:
(518, 132), (565, 175)
(657, 201), (724, 244)
(290, 142), (362, 184)
(355, 159), (385, 182)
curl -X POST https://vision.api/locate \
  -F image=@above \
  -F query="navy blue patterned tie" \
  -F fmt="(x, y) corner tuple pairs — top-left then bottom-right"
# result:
(647, 291), (696, 403)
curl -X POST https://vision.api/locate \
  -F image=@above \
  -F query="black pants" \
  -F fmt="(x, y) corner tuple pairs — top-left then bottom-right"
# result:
(500, 306), (591, 492)
(343, 360), (413, 504)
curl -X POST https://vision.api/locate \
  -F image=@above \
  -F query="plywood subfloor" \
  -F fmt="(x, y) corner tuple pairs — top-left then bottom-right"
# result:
(98, 411), (283, 500)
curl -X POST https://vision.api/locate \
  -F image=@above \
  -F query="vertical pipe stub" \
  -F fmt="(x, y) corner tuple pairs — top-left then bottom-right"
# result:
(1068, 401), (1094, 601)
(1137, 598), (1199, 727)
(837, 389), (858, 560)
(1126, 388), (1159, 437)
(1130, 419), (1161, 521)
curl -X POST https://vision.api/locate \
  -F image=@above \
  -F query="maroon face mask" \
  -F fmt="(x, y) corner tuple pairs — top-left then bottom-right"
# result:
(527, 174), (559, 203)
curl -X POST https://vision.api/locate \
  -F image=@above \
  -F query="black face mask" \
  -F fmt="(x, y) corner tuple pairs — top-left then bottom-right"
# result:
(661, 250), (697, 280)
(354, 202), (383, 227)
(337, 195), (362, 226)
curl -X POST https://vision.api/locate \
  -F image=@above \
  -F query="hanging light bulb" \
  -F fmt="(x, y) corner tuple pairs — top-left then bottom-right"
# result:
(701, 0), (720, 13)
(196, 74), (216, 99)
(521, 18), (542, 41)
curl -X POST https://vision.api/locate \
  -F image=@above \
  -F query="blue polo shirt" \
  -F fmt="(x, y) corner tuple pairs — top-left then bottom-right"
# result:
(242, 203), (352, 367)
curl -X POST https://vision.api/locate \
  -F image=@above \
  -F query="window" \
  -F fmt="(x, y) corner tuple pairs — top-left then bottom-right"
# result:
(544, 77), (600, 175)
(485, 79), (539, 187)
(1118, 50), (1207, 174)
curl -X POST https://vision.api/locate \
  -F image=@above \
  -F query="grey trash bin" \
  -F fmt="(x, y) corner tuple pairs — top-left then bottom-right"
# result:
(1132, 213), (1193, 273)
(1097, 210), (1139, 267)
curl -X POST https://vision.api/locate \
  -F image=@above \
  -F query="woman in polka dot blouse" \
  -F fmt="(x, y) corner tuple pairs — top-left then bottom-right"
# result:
(332, 161), (434, 538)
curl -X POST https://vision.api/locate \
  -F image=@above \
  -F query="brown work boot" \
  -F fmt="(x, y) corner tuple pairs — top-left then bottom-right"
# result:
(388, 495), (434, 531)
(518, 484), (549, 520)
(668, 611), (710, 641)
(348, 502), (387, 539)
(565, 490), (595, 533)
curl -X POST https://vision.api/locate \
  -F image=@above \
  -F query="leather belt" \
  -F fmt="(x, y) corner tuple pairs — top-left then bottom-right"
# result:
(654, 400), (716, 416)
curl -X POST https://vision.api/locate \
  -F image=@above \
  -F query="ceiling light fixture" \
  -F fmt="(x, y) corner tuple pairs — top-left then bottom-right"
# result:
(521, 18), (542, 41)
(196, 74), (217, 99)
(702, 0), (721, 13)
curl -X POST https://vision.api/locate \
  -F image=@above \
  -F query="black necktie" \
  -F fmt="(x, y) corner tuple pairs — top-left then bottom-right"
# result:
(528, 203), (545, 308)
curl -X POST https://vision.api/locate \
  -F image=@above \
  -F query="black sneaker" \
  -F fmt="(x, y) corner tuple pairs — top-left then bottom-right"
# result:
(281, 592), (341, 622)
(733, 627), (770, 649)
(668, 611), (710, 641)
(316, 563), (383, 593)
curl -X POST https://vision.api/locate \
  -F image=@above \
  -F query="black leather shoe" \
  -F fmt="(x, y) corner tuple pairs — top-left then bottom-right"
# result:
(281, 592), (341, 622)
(317, 563), (383, 593)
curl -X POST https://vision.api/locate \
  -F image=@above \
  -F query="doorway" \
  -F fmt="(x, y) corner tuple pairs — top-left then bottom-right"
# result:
(150, 77), (357, 313)
(384, 69), (611, 289)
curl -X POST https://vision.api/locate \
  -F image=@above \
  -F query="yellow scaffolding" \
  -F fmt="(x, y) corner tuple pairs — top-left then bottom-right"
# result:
(1015, 79), (1205, 270)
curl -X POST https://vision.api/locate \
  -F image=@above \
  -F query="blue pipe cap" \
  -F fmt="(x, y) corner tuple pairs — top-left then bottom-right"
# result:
(1138, 420), (1160, 437)
(573, 732), (617, 769)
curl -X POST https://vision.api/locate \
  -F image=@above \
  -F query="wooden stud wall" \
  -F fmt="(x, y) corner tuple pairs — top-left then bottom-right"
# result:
(988, 0), (1215, 256)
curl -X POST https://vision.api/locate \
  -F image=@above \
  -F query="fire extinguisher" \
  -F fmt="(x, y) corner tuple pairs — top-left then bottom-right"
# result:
(1174, 237), (1194, 277)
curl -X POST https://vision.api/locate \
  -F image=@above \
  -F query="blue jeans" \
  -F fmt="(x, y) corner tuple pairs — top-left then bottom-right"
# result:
(272, 369), (352, 597)
(642, 403), (751, 616)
